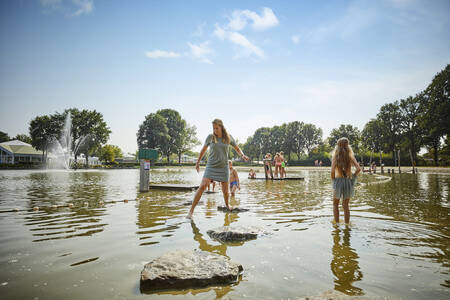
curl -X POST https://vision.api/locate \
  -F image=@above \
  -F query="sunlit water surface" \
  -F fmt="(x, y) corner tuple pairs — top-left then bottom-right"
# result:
(0, 168), (449, 299)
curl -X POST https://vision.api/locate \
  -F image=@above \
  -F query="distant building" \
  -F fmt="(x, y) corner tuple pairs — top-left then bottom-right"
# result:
(115, 156), (138, 164)
(180, 154), (196, 163)
(0, 140), (43, 164)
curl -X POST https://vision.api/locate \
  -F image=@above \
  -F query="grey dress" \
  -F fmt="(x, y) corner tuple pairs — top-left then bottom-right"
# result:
(203, 134), (236, 182)
(333, 174), (357, 200)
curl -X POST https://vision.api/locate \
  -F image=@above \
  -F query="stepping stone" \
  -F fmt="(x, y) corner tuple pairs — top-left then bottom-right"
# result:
(217, 206), (249, 213)
(207, 226), (267, 243)
(140, 250), (243, 292)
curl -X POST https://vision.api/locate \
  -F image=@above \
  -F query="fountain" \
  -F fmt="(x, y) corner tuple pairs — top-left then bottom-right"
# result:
(47, 113), (89, 169)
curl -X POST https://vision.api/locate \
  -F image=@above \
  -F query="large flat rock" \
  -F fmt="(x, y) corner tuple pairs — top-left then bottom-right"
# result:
(140, 250), (243, 292)
(207, 226), (266, 243)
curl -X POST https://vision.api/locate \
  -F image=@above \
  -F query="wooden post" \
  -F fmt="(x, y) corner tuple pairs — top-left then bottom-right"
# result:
(139, 159), (150, 192)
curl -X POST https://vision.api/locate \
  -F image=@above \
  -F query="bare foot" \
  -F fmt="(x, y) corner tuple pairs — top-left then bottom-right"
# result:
(186, 213), (193, 219)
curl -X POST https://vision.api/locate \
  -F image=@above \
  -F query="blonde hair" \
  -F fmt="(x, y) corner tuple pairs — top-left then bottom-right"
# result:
(212, 119), (231, 144)
(332, 137), (354, 178)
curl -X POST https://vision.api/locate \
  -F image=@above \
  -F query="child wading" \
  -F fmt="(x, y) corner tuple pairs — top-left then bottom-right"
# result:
(187, 119), (249, 219)
(228, 160), (240, 196)
(331, 137), (361, 224)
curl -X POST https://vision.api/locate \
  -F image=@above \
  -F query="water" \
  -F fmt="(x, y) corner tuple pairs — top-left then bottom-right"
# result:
(0, 168), (448, 299)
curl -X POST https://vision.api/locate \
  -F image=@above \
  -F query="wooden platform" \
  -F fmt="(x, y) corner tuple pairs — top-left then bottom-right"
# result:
(248, 177), (304, 180)
(149, 184), (199, 191)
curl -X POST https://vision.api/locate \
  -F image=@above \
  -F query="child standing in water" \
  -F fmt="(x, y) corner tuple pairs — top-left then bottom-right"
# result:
(331, 137), (361, 224)
(228, 160), (240, 196)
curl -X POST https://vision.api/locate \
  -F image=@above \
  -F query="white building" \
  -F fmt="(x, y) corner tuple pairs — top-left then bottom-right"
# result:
(0, 140), (43, 164)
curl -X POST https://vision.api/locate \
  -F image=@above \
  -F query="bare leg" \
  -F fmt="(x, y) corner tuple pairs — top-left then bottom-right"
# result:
(187, 177), (209, 218)
(212, 181), (215, 192)
(333, 197), (340, 223)
(342, 198), (350, 224)
(220, 181), (231, 210)
(231, 184), (237, 196)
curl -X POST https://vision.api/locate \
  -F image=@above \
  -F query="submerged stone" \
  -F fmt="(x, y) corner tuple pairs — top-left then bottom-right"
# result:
(140, 250), (243, 292)
(217, 206), (249, 213)
(207, 226), (266, 243)
(299, 289), (366, 299)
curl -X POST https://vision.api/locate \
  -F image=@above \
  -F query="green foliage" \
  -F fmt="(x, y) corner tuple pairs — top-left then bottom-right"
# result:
(0, 131), (10, 143)
(98, 145), (123, 163)
(14, 134), (32, 144)
(137, 109), (199, 164)
(328, 124), (360, 152)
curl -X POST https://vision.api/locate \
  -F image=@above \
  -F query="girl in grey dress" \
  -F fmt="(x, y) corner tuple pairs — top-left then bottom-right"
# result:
(331, 137), (361, 224)
(187, 119), (249, 218)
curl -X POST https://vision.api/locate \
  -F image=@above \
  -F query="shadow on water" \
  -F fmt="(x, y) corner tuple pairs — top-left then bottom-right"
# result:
(330, 225), (363, 296)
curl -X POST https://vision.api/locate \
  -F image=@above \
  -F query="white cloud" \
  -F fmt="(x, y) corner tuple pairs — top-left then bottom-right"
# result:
(291, 35), (300, 44)
(214, 25), (264, 59)
(188, 42), (213, 64)
(145, 50), (181, 59)
(227, 7), (279, 31)
(72, 0), (94, 17)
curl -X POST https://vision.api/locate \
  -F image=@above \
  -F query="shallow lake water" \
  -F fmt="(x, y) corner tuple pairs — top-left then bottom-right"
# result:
(0, 168), (449, 299)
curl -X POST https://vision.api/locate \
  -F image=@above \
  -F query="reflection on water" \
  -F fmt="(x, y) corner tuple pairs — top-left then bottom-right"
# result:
(331, 226), (363, 296)
(0, 169), (449, 299)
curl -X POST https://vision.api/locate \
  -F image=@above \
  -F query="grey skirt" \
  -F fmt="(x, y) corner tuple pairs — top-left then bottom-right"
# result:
(333, 176), (357, 200)
(203, 165), (229, 182)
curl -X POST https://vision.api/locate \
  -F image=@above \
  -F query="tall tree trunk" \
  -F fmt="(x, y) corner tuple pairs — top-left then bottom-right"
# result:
(433, 140), (439, 166)
(85, 151), (89, 168)
(178, 153), (181, 164)
(166, 154), (170, 164)
(379, 151), (382, 165)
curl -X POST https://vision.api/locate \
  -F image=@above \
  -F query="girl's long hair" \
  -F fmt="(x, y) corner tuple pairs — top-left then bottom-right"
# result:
(331, 137), (354, 177)
(212, 119), (231, 144)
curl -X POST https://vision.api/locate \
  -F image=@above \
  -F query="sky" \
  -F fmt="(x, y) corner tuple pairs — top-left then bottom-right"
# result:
(0, 0), (449, 155)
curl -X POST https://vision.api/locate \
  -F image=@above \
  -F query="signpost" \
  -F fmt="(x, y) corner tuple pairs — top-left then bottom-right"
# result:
(138, 148), (158, 192)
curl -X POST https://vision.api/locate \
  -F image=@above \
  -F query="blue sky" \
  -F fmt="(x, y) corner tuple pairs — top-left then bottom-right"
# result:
(0, 0), (449, 154)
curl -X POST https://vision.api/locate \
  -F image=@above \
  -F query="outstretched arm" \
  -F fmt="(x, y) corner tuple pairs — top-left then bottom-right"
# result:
(196, 145), (208, 173)
(232, 145), (249, 161)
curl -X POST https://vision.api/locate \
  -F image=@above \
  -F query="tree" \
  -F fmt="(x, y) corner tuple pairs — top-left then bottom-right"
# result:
(242, 136), (258, 161)
(14, 134), (32, 144)
(137, 113), (170, 152)
(29, 115), (53, 162)
(176, 124), (200, 164)
(303, 123), (323, 156)
(328, 124), (360, 152)
(269, 125), (286, 155)
(284, 121), (303, 161)
(252, 127), (271, 160)
(361, 119), (384, 164)
(398, 94), (424, 164)
(418, 64), (450, 165)
(0, 131), (10, 143)
(377, 103), (402, 165)
(67, 109), (111, 167)
(99, 145), (123, 163)
(156, 109), (186, 164)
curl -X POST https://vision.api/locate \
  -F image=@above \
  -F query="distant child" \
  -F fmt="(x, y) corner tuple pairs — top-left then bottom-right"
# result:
(280, 151), (286, 178)
(248, 168), (256, 179)
(264, 153), (273, 179)
(274, 152), (283, 178)
(331, 137), (361, 224)
(229, 160), (240, 196)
